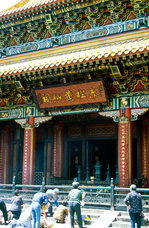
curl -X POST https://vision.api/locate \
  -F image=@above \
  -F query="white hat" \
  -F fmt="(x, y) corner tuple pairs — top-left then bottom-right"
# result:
(54, 188), (59, 193)
(46, 189), (53, 198)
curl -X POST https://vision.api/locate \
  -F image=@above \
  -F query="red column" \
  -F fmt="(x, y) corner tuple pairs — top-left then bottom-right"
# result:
(53, 122), (64, 177)
(141, 119), (149, 182)
(0, 126), (11, 183)
(118, 108), (132, 187)
(22, 117), (36, 185)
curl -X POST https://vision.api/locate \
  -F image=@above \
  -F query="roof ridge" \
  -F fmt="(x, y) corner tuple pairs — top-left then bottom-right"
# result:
(0, 37), (149, 76)
(0, 0), (64, 18)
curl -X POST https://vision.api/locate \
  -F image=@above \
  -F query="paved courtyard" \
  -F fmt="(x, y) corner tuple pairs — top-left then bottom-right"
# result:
(0, 209), (119, 228)
(0, 204), (94, 228)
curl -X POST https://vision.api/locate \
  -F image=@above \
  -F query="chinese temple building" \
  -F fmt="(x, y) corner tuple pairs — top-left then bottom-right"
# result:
(0, 0), (149, 187)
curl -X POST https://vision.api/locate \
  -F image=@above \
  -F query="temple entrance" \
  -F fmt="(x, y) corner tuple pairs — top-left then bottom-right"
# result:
(68, 141), (82, 180)
(68, 139), (117, 181)
(88, 139), (117, 181)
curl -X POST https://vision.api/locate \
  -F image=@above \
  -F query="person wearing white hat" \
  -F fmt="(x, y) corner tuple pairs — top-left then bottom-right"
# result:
(46, 188), (59, 217)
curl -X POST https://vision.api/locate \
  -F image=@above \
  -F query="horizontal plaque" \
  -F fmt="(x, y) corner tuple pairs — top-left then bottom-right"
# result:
(32, 80), (108, 111)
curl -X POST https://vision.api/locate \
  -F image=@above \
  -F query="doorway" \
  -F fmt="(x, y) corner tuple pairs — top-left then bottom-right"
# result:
(68, 139), (117, 181)
(35, 141), (44, 184)
(68, 141), (82, 180)
(88, 139), (117, 180)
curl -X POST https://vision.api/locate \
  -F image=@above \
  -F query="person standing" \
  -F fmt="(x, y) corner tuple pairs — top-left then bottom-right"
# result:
(124, 184), (143, 228)
(10, 190), (24, 220)
(68, 181), (83, 228)
(31, 186), (48, 228)
(0, 200), (8, 224)
(46, 188), (59, 217)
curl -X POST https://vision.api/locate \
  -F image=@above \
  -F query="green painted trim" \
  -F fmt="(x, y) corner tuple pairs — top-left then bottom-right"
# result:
(1, 17), (146, 58)
(0, 92), (148, 120)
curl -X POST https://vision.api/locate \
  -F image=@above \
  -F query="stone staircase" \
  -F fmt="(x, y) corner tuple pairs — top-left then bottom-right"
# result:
(109, 211), (131, 227)
(48, 207), (103, 226)
(43, 208), (103, 227)
(6, 203), (149, 228)
(81, 208), (103, 225)
(108, 211), (149, 228)
(45, 208), (149, 228)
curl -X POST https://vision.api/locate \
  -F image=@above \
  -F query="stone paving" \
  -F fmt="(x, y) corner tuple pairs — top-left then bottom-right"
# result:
(0, 219), (92, 228)
(0, 210), (118, 228)
(0, 207), (93, 228)
(0, 203), (97, 228)
(0, 203), (121, 228)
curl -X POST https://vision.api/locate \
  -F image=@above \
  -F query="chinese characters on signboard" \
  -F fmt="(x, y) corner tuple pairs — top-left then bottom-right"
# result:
(33, 80), (108, 110)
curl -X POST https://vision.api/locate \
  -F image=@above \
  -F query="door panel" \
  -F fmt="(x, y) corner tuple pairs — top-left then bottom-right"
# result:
(88, 139), (117, 180)
(35, 142), (44, 172)
(68, 141), (82, 180)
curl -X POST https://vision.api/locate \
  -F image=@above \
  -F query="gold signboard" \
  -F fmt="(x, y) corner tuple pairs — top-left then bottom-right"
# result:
(32, 80), (108, 111)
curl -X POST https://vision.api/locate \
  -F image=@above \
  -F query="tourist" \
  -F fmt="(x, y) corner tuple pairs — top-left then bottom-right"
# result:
(10, 190), (24, 220)
(124, 184), (143, 228)
(46, 188), (59, 217)
(53, 201), (68, 223)
(31, 186), (49, 228)
(0, 200), (8, 225)
(68, 181), (83, 228)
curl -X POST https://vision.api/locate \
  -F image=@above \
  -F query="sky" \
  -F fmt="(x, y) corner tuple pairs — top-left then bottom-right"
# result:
(0, 0), (20, 11)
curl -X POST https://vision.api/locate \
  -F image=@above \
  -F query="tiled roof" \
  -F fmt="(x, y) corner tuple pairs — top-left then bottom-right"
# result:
(0, 37), (149, 77)
(0, 0), (60, 17)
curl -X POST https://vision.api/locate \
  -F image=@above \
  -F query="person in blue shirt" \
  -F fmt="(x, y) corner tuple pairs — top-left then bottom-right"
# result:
(31, 186), (48, 228)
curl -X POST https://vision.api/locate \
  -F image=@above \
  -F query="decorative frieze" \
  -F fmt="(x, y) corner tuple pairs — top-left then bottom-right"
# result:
(15, 116), (52, 127)
(99, 108), (149, 122)
(68, 126), (82, 138)
(1, 18), (147, 58)
(86, 123), (117, 137)
(0, 92), (148, 121)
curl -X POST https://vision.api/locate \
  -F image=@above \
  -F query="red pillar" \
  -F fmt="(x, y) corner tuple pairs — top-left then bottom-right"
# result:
(118, 108), (132, 187)
(141, 119), (149, 182)
(53, 122), (64, 177)
(0, 126), (11, 183)
(22, 117), (36, 185)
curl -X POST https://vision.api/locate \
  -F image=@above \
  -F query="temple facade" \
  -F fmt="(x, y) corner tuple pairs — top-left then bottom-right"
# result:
(0, 0), (149, 187)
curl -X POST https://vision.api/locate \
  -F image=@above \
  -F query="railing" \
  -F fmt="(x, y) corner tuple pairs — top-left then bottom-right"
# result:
(0, 177), (149, 212)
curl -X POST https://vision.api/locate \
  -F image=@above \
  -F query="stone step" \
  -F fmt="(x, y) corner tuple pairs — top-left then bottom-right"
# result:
(46, 215), (95, 226)
(109, 221), (131, 227)
(82, 212), (100, 218)
(119, 211), (128, 216)
(115, 216), (130, 222)
(81, 208), (104, 214)
(109, 211), (149, 228)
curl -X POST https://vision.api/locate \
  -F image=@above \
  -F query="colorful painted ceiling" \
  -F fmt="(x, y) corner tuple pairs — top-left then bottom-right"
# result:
(0, 0), (149, 50)
(0, 0), (148, 110)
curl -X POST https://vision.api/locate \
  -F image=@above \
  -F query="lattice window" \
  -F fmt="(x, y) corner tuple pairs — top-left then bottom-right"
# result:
(86, 124), (117, 137)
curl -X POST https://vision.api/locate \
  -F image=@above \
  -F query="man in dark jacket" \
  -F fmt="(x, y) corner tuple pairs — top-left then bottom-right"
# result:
(124, 184), (143, 228)
(0, 200), (8, 225)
